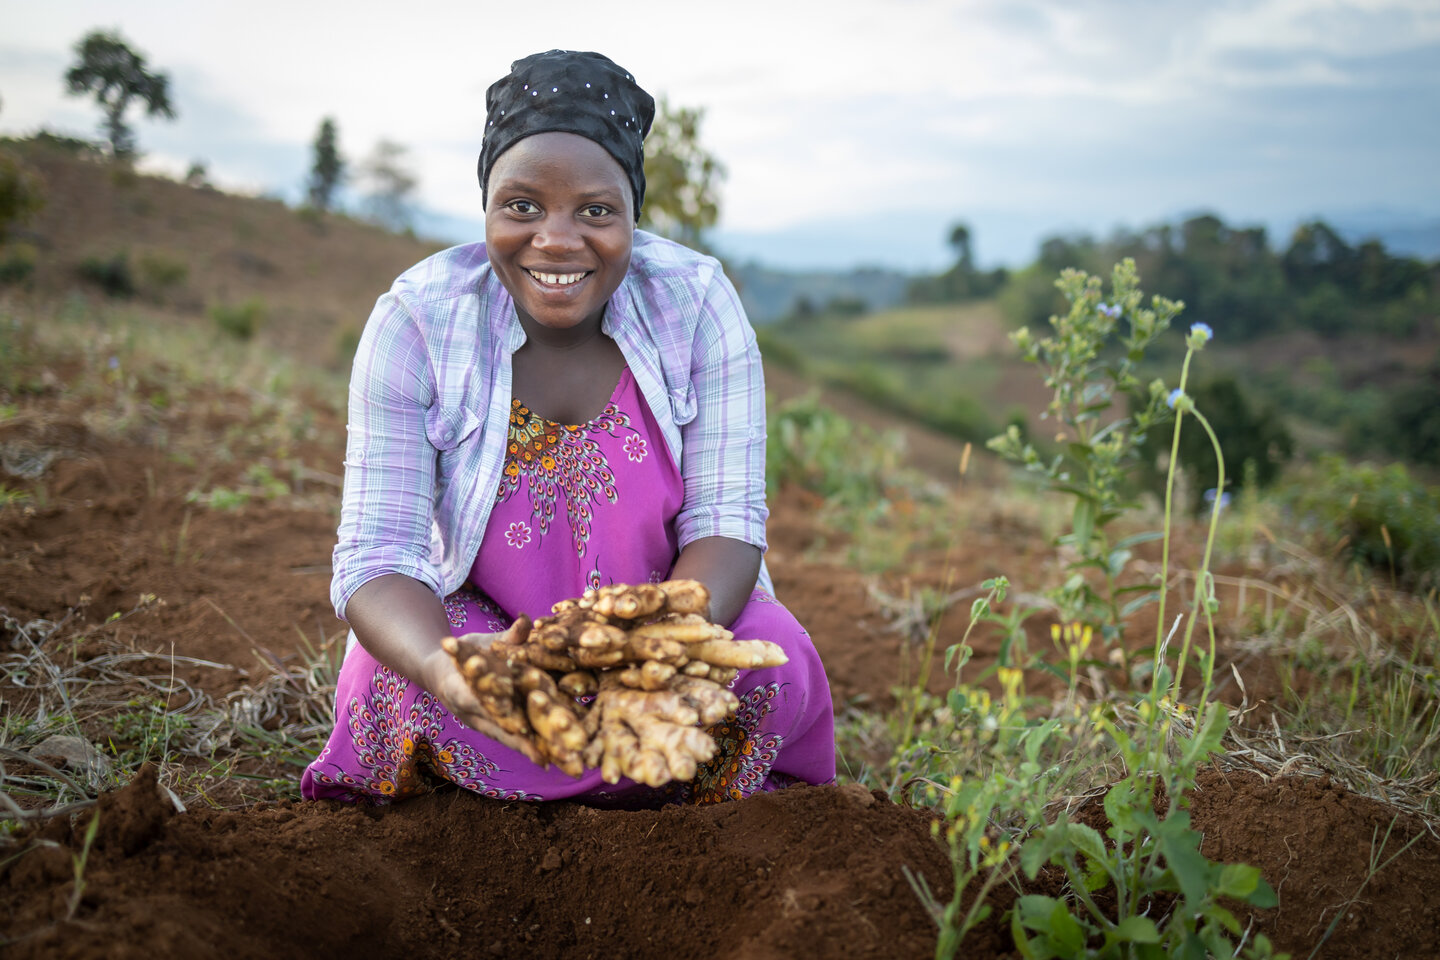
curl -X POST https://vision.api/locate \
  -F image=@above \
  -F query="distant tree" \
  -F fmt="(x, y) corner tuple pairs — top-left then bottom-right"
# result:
(183, 160), (210, 188)
(358, 139), (417, 231)
(63, 29), (176, 159)
(641, 97), (725, 249)
(947, 222), (974, 273)
(307, 117), (345, 213)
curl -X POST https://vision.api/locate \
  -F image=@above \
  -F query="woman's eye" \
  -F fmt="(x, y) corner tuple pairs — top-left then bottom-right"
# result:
(507, 200), (538, 215)
(581, 204), (610, 219)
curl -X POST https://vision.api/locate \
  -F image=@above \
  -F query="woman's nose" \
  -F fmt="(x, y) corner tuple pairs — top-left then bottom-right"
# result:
(532, 218), (584, 253)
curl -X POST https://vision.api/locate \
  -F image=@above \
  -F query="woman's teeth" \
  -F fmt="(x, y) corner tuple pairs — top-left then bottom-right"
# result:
(528, 270), (587, 285)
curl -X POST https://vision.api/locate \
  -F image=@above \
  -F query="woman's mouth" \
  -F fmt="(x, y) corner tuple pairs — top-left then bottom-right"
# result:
(526, 269), (590, 286)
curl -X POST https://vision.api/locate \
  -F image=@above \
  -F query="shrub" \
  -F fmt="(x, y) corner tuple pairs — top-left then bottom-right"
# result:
(77, 251), (136, 298)
(137, 251), (188, 298)
(0, 148), (45, 244)
(210, 297), (266, 340)
(1289, 456), (1440, 590)
(0, 243), (37, 287)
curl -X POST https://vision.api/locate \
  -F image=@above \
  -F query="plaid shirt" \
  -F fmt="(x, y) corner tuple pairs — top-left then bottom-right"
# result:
(332, 231), (769, 620)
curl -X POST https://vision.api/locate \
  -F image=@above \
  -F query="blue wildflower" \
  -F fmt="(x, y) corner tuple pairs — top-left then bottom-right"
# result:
(1203, 487), (1232, 510)
(1166, 388), (1185, 409)
(1190, 322), (1213, 342)
(1097, 302), (1121, 319)
(108, 356), (120, 370)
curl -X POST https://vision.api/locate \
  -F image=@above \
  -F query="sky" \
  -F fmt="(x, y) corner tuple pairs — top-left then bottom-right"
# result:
(2, 0), (1438, 271)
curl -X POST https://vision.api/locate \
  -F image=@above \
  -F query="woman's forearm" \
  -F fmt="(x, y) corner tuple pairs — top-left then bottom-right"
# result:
(669, 536), (762, 627)
(344, 573), (455, 693)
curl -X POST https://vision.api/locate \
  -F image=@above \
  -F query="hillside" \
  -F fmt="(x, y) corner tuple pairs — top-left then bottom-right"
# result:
(2, 146), (1438, 960)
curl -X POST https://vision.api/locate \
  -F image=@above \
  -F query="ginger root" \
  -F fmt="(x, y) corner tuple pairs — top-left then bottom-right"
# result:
(442, 579), (788, 787)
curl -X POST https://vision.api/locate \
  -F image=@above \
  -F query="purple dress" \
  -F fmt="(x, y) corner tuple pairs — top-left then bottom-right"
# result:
(303, 368), (835, 805)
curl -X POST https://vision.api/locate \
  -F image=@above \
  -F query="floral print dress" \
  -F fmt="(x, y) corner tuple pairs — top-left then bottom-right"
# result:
(303, 368), (835, 806)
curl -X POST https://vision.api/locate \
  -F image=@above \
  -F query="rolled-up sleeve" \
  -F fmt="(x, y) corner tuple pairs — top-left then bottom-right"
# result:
(672, 269), (768, 553)
(331, 290), (441, 620)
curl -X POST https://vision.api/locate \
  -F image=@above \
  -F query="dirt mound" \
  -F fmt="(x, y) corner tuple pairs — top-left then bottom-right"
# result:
(2, 767), (950, 960)
(4, 765), (1438, 958)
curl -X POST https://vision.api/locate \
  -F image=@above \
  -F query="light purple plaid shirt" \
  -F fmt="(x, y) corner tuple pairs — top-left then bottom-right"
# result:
(332, 230), (769, 620)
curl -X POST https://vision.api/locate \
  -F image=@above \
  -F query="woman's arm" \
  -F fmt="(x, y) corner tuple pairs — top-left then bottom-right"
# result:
(671, 265), (769, 609)
(669, 535), (761, 627)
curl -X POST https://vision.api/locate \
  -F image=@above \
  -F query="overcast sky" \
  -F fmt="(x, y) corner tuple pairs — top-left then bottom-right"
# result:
(3, 0), (1438, 269)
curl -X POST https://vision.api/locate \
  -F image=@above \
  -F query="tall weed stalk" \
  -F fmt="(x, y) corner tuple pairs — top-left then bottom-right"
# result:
(915, 264), (1285, 959)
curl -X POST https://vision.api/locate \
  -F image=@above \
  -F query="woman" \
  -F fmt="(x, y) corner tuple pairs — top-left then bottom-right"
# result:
(302, 50), (834, 806)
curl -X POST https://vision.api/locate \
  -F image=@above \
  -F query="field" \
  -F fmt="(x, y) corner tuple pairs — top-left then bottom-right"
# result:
(2, 145), (1438, 958)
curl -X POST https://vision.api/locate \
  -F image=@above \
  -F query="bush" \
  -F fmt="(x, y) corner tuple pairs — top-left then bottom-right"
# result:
(0, 148), (45, 244)
(1289, 456), (1440, 590)
(0, 243), (37, 287)
(137, 251), (187, 299)
(1138, 374), (1294, 510)
(77, 251), (136, 298)
(210, 298), (266, 340)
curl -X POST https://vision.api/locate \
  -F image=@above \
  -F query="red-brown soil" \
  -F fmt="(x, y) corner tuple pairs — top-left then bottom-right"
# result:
(3, 150), (1438, 958)
(4, 380), (1438, 959)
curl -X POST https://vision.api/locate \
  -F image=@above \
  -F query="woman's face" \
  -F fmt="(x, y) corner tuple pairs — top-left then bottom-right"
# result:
(485, 132), (634, 337)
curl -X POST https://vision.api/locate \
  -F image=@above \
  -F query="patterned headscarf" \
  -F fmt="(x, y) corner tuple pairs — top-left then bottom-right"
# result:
(478, 50), (655, 222)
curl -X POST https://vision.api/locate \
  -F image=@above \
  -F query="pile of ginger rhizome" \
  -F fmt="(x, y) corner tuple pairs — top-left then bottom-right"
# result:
(443, 580), (788, 787)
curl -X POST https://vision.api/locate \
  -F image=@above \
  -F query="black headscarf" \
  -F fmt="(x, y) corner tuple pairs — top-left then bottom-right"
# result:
(478, 50), (655, 222)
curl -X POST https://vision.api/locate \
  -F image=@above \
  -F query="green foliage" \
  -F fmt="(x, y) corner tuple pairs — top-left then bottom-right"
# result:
(1288, 456), (1440, 591)
(64, 29), (177, 159)
(987, 259), (1181, 656)
(136, 251), (188, 300)
(209, 297), (267, 340)
(765, 392), (898, 508)
(907, 222), (1010, 304)
(998, 212), (1438, 344)
(77, 250), (136, 298)
(640, 96), (724, 249)
(1371, 353), (1440, 466)
(0, 146), (45, 245)
(306, 117), (345, 213)
(1137, 375), (1294, 511)
(0, 242), (38, 287)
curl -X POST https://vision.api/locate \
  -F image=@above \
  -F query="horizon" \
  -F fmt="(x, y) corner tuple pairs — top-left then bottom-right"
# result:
(3, 0), (1438, 272)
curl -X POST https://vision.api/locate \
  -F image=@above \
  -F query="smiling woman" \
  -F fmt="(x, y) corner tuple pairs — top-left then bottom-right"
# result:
(301, 50), (834, 807)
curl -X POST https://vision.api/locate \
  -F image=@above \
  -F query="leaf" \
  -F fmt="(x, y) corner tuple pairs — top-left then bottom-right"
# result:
(1065, 822), (1108, 864)
(1214, 862), (1261, 900)
(1153, 812), (1211, 907)
(1046, 898), (1088, 953)
(1116, 530), (1165, 549)
(1111, 915), (1161, 944)
(1107, 548), (1133, 577)
(1121, 592), (1161, 617)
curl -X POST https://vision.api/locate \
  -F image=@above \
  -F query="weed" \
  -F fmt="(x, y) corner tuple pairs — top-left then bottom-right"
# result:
(77, 251), (136, 298)
(209, 297), (266, 340)
(987, 259), (1181, 673)
(65, 810), (100, 921)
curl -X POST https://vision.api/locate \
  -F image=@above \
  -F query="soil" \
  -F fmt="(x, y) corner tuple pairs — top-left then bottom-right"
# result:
(3, 150), (1438, 958)
(4, 390), (1438, 959)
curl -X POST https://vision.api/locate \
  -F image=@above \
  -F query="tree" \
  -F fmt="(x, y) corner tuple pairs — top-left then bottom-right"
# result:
(358, 139), (417, 231)
(947, 222), (974, 273)
(641, 96), (725, 249)
(63, 29), (176, 159)
(307, 117), (344, 213)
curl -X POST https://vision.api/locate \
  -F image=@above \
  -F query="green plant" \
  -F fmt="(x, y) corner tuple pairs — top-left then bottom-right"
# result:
(137, 251), (187, 299)
(209, 297), (266, 340)
(1289, 457), (1440, 591)
(987, 259), (1181, 669)
(66, 810), (101, 921)
(0, 242), (38, 286)
(78, 251), (136, 298)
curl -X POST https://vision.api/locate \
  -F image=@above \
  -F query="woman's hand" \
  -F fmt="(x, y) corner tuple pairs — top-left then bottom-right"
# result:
(418, 626), (545, 762)
(347, 575), (543, 760)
